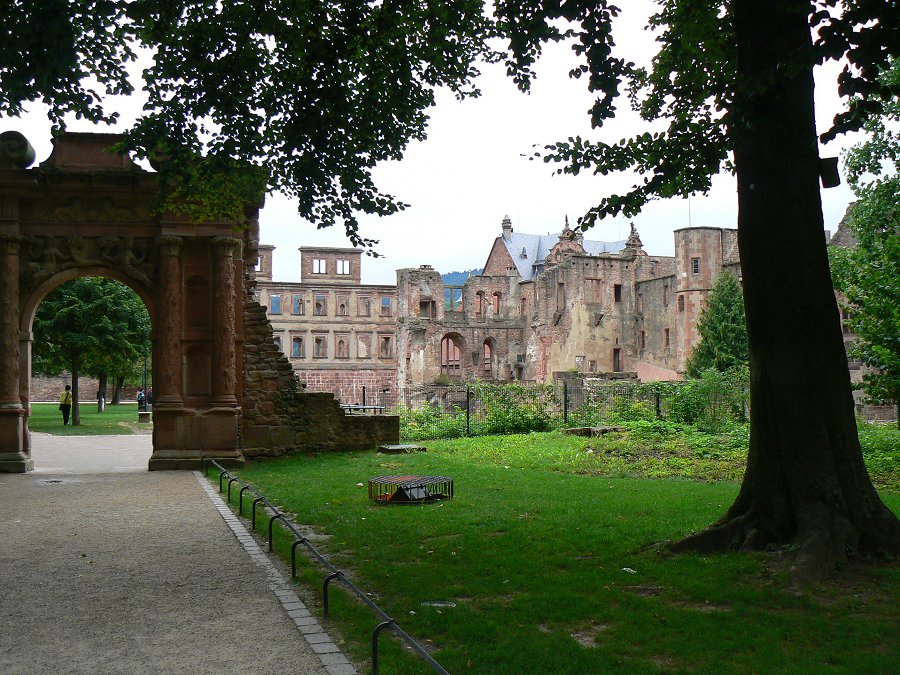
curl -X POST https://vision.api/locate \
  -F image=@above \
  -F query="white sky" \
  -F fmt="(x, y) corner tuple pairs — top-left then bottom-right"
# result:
(4, 4), (858, 285)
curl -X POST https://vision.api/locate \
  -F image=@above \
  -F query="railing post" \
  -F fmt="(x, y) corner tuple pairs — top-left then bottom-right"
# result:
(465, 386), (471, 436)
(563, 381), (568, 425)
(655, 390), (662, 419)
(362, 385), (366, 407)
(372, 619), (396, 675)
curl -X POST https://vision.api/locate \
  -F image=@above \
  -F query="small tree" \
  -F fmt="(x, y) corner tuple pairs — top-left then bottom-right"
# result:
(685, 271), (749, 378)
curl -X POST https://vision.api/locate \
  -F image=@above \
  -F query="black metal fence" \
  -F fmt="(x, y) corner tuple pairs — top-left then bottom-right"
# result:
(393, 378), (749, 441)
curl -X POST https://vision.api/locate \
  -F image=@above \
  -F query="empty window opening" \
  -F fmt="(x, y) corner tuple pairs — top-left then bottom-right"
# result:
(380, 296), (392, 317)
(314, 336), (327, 358)
(379, 335), (393, 358)
(614, 284), (623, 303)
(291, 337), (304, 358)
(664, 328), (670, 348)
(336, 338), (349, 358)
(314, 294), (327, 316)
(483, 341), (492, 376)
(492, 292), (501, 315)
(312, 258), (327, 274)
(678, 295), (685, 312)
(440, 336), (461, 377)
(269, 293), (282, 314)
(613, 348), (622, 373)
(336, 259), (350, 275)
(292, 295), (304, 315)
(358, 297), (370, 316)
(419, 300), (436, 318)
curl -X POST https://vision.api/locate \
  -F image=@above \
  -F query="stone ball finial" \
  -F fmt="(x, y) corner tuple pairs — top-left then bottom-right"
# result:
(0, 131), (36, 168)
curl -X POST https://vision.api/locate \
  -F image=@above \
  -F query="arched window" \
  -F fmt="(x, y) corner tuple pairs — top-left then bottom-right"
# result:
(475, 291), (484, 317)
(440, 336), (462, 377)
(483, 341), (492, 377)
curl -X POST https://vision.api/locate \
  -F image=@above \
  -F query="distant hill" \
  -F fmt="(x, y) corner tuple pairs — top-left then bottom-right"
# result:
(441, 269), (482, 286)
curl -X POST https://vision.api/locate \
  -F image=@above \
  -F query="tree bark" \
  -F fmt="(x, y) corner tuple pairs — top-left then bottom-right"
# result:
(672, 0), (900, 582)
(112, 376), (124, 405)
(71, 357), (80, 427)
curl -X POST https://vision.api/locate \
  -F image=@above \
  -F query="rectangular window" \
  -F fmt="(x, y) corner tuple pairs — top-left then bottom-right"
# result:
(314, 336), (327, 358)
(613, 348), (622, 373)
(678, 295), (685, 312)
(312, 258), (327, 274)
(589, 279), (603, 303)
(337, 296), (349, 316)
(357, 334), (371, 359)
(419, 300), (436, 318)
(269, 293), (282, 314)
(335, 335), (349, 358)
(292, 295), (304, 315)
(640, 331), (646, 349)
(291, 336), (304, 358)
(336, 259), (350, 275)
(614, 284), (623, 303)
(664, 328), (670, 348)
(314, 294), (327, 316)
(663, 284), (669, 306)
(380, 296), (392, 317)
(358, 297), (371, 316)
(636, 293), (642, 313)
(691, 257), (700, 275)
(379, 335), (393, 358)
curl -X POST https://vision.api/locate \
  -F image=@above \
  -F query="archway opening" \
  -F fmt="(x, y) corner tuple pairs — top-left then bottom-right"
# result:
(440, 334), (464, 379)
(27, 275), (153, 468)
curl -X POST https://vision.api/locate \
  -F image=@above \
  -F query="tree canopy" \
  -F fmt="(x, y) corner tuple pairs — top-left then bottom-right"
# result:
(1, 0), (497, 245)
(830, 60), (899, 423)
(685, 271), (748, 378)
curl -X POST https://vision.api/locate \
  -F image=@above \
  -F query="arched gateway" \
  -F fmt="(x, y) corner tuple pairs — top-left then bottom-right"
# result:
(1, 132), (276, 471)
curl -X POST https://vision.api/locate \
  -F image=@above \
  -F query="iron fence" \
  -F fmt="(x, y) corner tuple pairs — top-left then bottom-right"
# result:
(392, 379), (749, 441)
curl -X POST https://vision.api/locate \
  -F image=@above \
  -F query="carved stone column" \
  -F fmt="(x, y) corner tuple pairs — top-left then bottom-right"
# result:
(211, 237), (240, 407)
(0, 234), (21, 405)
(0, 233), (28, 472)
(155, 236), (183, 407)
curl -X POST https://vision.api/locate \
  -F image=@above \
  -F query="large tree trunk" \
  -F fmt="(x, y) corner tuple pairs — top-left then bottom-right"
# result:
(672, 0), (900, 582)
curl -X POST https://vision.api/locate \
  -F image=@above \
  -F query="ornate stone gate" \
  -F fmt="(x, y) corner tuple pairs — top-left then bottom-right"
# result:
(0, 132), (251, 471)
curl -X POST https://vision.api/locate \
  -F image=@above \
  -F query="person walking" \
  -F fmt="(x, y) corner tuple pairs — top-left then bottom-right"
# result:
(59, 385), (72, 426)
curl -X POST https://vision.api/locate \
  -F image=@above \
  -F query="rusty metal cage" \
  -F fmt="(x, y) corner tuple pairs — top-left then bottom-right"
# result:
(368, 475), (454, 504)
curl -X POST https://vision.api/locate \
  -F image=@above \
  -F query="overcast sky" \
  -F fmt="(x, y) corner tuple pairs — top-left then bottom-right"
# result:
(6, 4), (858, 285)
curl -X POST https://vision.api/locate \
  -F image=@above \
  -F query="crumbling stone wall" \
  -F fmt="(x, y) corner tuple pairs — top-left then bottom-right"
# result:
(241, 271), (398, 456)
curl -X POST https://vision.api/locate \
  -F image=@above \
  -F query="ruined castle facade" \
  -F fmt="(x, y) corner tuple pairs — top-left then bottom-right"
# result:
(255, 217), (743, 400)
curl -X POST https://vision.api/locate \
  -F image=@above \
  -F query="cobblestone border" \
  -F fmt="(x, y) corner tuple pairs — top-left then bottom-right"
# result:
(194, 471), (358, 675)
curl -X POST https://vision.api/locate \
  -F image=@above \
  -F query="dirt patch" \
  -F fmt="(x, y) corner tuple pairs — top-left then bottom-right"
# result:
(624, 585), (662, 597)
(569, 623), (608, 648)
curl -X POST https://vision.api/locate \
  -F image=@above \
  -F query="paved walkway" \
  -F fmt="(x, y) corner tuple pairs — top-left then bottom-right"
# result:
(0, 433), (357, 674)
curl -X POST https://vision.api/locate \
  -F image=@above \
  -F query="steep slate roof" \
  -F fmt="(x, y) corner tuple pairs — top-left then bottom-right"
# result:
(501, 232), (627, 281)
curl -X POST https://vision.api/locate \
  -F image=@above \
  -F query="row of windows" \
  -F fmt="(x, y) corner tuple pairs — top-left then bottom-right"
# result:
(269, 293), (392, 317)
(311, 258), (352, 275)
(639, 329), (672, 349)
(274, 333), (393, 359)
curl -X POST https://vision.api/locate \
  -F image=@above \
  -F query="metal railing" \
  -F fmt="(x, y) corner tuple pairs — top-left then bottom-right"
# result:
(203, 459), (449, 675)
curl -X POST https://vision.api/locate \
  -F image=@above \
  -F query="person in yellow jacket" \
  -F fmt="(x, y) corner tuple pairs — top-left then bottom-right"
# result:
(59, 385), (72, 426)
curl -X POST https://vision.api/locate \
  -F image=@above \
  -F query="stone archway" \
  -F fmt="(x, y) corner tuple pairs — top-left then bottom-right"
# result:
(0, 132), (251, 472)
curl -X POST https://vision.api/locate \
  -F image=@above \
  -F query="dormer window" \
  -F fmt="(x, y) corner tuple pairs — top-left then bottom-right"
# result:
(521, 247), (528, 259)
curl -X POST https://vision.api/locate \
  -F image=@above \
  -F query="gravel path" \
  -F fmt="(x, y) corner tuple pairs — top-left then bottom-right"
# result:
(0, 434), (355, 674)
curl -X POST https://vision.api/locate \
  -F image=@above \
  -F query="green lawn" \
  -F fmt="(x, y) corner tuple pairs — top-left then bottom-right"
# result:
(29, 402), (147, 435)
(214, 428), (900, 674)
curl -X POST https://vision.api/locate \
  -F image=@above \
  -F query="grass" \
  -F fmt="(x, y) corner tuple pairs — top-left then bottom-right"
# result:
(214, 427), (900, 674)
(28, 402), (147, 435)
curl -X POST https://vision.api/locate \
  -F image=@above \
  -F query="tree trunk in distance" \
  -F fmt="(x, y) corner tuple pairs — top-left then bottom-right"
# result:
(99, 371), (108, 401)
(112, 376), (124, 405)
(671, 0), (900, 583)
(71, 357), (80, 427)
